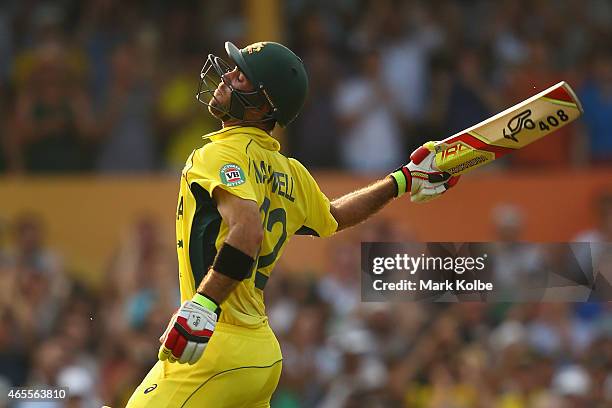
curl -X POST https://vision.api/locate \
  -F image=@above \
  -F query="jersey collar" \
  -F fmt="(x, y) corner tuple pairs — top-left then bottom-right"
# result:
(203, 126), (281, 151)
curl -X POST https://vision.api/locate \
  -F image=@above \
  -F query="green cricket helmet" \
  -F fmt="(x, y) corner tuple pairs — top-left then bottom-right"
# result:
(197, 41), (309, 127)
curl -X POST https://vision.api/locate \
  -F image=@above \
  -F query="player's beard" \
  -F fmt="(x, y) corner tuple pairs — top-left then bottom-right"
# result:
(208, 86), (231, 121)
(208, 96), (226, 119)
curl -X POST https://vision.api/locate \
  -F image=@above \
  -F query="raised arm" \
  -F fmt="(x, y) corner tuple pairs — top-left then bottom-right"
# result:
(330, 142), (461, 232)
(330, 178), (397, 232)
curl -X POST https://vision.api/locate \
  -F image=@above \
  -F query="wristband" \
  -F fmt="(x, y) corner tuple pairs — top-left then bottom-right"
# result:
(212, 242), (255, 281)
(389, 167), (412, 197)
(193, 293), (219, 312)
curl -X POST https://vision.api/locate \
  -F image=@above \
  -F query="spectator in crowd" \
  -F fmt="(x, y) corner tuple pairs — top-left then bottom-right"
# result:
(95, 39), (157, 172)
(574, 190), (612, 246)
(153, 5), (224, 171)
(76, 0), (133, 111)
(487, 204), (545, 300)
(578, 47), (612, 164)
(376, 1), (443, 126)
(318, 327), (387, 408)
(288, 12), (341, 169)
(0, 311), (29, 387)
(552, 364), (593, 408)
(573, 191), (612, 299)
(11, 41), (95, 173)
(428, 48), (500, 140)
(502, 37), (579, 169)
(277, 305), (331, 406)
(102, 217), (178, 334)
(334, 49), (404, 173)
(156, 51), (219, 172)
(1, 213), (68, 339)
(317, 240), (361, 319)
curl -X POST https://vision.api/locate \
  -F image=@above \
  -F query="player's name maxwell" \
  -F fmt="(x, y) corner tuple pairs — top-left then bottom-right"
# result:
(252, 160), (295, 202)
(373, 279), (493, 291)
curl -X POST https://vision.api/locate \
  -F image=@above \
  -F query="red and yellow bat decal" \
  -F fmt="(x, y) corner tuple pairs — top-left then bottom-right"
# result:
(434, 81), (583, 175)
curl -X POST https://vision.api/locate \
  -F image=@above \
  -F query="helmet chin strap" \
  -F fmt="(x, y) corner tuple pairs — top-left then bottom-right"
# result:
(228, 92), (247, 120)
(228, 89), (271, 123)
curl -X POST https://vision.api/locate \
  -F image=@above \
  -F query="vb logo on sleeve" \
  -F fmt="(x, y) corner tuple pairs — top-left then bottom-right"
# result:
(220, 164), (246, 187)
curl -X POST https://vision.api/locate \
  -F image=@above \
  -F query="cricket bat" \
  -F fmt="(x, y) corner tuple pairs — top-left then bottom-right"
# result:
(434, 81), (583, 175)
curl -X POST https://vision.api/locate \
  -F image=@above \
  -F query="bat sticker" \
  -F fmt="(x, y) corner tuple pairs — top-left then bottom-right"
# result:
(503, 109), (535, 142)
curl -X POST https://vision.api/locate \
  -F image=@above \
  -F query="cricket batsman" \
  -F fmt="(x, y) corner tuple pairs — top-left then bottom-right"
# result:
(126, 41), (459, 407)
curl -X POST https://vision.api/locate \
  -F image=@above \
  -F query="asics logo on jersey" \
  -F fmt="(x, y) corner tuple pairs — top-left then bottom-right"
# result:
(144, 384), (157, 394)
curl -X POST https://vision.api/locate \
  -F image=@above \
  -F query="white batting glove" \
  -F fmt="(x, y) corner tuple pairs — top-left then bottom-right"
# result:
(158, 293), (219, 365)
(390, 141), (461, 203)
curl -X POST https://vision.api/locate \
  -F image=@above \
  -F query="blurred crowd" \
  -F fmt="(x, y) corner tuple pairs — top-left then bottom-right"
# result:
(1, 1), (612, 407)
(0, 193), (611, 407)
(0, 0), (611, 174)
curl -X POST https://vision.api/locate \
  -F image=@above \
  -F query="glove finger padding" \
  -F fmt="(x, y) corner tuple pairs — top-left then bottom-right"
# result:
(410, 144), (433, 164)
(411, 183), (448, 203)
(159, 321), (179, 361)
(413, 175), (460, 202)
(179, 341), (197, 364)
(190, 343), (206, 365)
(158, 296), (218, 365)
(444, 175), (461, 189)
(173, 334), (188, 360)
(160, 311), (178, 344)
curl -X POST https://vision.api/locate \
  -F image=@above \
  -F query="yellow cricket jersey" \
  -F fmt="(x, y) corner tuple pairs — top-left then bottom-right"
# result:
(176, 126), (338, 328)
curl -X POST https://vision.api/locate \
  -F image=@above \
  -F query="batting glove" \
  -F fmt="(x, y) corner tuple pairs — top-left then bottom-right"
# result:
(390, 141), (460, 203)
(158, 293), (219, 365)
